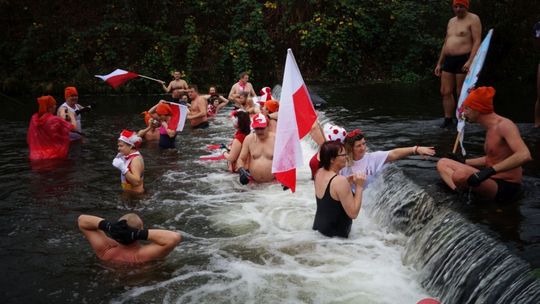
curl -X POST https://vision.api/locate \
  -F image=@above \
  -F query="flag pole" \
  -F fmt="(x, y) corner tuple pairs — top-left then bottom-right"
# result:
(138, 74), (164, 83)
(452, 130), (462, 154)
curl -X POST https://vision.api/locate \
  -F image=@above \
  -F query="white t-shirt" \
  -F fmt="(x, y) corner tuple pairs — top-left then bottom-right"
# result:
(339, 150), (390, 190)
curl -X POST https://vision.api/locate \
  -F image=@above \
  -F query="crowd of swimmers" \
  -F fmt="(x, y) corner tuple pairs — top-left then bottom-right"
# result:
(25, 0), (537, 267)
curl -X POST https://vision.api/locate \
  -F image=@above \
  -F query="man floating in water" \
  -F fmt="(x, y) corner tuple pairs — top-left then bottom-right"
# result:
(437, 87), (532, 202)
(78, 213), (181, 264)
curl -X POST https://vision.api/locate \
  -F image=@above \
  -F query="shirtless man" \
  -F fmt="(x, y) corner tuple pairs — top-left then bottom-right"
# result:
(187, 85), (209, 129)
(434, 0), (482, 129)
(437, 87), (532, 202)
(236, 113), (275, 184)
(228, 72), (256, 104)
(78, 213), (181, 264)
(161, 71), (189, 94)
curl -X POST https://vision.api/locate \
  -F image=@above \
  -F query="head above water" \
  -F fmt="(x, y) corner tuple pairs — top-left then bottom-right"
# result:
(37, 95), (57, 115)
(119, 213), (143, 230)
(319, 140), (345, 170)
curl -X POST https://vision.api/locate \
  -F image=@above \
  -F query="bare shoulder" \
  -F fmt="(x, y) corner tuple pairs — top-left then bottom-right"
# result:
(498, 117), (520, 135)
(466, 12), (481, 23)
(244, 133), (256, 144)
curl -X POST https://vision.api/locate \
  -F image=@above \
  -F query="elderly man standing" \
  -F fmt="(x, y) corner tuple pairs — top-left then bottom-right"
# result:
(236, 113), (276, 184)
(434, 0), (482, 129)
(437, 87), (532, 202)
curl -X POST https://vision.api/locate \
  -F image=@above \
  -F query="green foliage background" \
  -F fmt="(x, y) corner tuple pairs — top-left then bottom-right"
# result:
(0, 0), (537, 95)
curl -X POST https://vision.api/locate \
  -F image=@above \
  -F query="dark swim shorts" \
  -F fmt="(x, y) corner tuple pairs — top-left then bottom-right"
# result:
(192, 121), (210, 129)
(493, 179), (522, 202)
(442, 53), (470, 74)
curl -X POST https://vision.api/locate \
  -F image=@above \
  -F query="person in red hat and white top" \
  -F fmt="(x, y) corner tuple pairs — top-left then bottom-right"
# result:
(236, 113), (276, 184)
(437, 87), (532, 201)
(112, 130), (144, 194)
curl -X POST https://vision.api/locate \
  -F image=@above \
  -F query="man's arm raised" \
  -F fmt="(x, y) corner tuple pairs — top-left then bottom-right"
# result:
(136, 229), (181, 261)
(78, 215), (117, 257)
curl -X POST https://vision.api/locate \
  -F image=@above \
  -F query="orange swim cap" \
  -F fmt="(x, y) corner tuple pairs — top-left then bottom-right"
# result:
(141, 111), (152, 126)
(264, 100), (279, 113)
(453, 0), (469, 9)
(156, 103), (172, 115)
(464, 86), (495, 114)
(64, 86), (78, 100)
(37, 95), (57, 115)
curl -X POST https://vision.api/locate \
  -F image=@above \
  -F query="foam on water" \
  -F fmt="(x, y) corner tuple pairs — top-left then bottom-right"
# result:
(112, 112), (432, 303)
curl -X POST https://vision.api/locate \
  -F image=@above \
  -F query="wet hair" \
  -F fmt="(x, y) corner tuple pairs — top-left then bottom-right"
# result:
(319, 140), (344, 170)
(119, 213), (143, 229)
(236, 111), (251, 135)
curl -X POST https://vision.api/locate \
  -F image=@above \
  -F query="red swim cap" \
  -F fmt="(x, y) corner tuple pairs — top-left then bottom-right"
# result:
(453, 0), (469, 9)
(64, 86), (78, 100)
(463, 86), (495, 114)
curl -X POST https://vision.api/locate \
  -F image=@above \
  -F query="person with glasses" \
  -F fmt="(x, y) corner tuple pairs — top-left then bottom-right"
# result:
(341, 129), (436, 190)
(313, 140), (366, 238)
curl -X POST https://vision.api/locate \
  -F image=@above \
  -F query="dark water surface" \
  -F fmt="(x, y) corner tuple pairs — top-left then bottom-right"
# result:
(0, 82), (539, 303)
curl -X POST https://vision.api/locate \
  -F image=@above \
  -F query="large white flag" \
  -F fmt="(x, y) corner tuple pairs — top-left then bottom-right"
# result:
(455, 29), (494, 154)
(272, 49), (318, 192)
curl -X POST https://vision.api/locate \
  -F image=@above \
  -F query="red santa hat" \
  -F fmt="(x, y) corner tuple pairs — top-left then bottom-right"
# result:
(118, 129), (142, 148)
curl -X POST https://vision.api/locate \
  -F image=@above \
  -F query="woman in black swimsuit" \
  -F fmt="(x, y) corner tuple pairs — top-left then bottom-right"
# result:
(313, 141), (366, 238)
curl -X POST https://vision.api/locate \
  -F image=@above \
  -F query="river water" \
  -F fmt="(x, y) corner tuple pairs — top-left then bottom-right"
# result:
(0, 82), (539, 303)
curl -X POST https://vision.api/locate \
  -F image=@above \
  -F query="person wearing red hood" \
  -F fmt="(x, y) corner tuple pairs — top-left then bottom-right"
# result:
(236, 113), (276, 184)
(437, 87), (532, 202)
(434, 0), (482, 129)
(27, 95), (77, 160)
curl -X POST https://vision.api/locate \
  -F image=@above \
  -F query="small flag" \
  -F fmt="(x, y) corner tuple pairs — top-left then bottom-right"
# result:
(165, 102), (188, 132)
(95, 69), (139, 89)
(271, 49), (318, 192)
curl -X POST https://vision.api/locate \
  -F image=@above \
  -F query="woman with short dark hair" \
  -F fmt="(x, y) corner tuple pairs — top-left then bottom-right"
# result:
(313, 141), (366, 238)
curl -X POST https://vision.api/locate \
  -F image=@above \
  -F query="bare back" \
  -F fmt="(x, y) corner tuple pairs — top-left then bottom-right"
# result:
(190, 96), (208, 127)
(444, 12), (481, 56)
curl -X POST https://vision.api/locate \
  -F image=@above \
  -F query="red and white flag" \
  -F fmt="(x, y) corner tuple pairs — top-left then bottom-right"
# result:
(165, 102), (188, 132)
(272, 49), (318, 192)
(95, 69), (139, 89)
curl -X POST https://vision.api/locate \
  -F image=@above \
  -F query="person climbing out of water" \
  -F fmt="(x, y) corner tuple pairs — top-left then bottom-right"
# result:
(236, 113), (275, 184)
(434, 0), (482, 129)
(261, 99), (279, 133)
(222, 110), (251, 172)
(160, 70), (188, 94)
(313, 140), (366, 238)
(112, 129), (144, 194)
(533, 21), (540, 128)
(205, 86), (229, 117)
(57, 86), (93, 140)
(78, 213), (181, 264)
(27, 95), (77, 160)
(437, 86), (532, 202)
(309, 123), (348, 180)
(341, 129), (436, 190)
(137, 111), (161, 142)
(148, 101), (177, 149)
(187, 84), (210, 129)
(228, 71), (256, 105)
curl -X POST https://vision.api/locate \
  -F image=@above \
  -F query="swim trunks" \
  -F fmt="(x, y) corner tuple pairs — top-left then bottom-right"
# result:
(493, 179), (522, 202)
(442, 53), (470, 74)
(192, 121), (209, 129)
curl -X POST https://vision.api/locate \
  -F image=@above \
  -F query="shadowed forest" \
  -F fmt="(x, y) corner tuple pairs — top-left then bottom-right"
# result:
(1, 0), (537, 95)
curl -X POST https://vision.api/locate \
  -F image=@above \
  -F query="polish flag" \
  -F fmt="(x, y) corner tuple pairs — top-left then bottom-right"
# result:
(94, 69), (139, 89)
(164, 102), (188, 132)
(272, 49), (318, 192)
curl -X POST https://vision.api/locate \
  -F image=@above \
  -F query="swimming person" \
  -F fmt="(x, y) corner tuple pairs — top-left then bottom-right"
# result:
(78, 213), (181, 264)
(112, 130), (144, 194)
(437, 87), (532, 202)
(313, 140), (366, 238)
